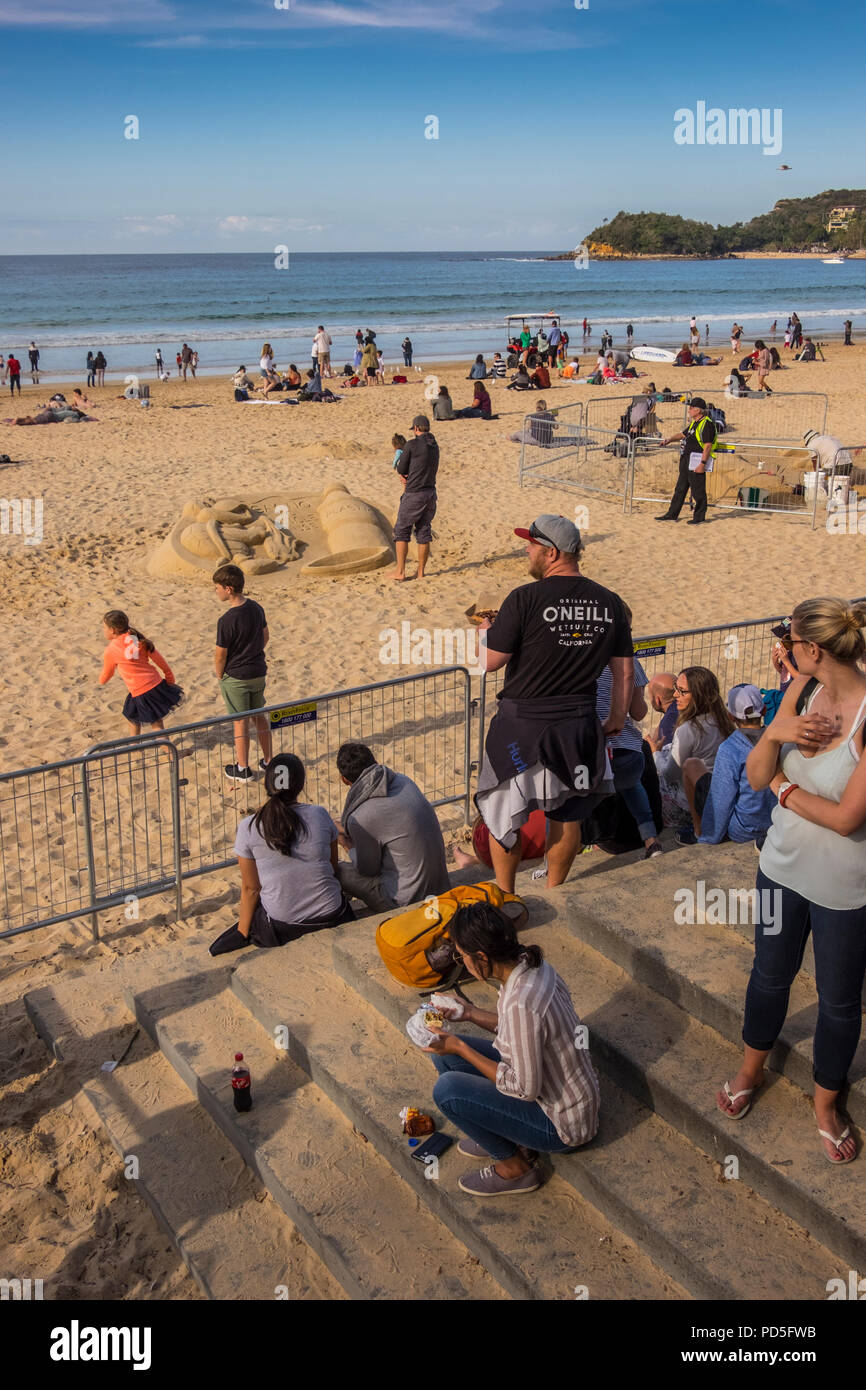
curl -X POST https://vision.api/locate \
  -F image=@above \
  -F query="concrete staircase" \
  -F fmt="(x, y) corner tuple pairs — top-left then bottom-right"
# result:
(25, 840), (864, 1300)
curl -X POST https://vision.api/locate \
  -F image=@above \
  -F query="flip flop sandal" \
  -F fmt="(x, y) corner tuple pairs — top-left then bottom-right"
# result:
(718, 1080), (758, 1120)
(818, 1126), (856, 1165)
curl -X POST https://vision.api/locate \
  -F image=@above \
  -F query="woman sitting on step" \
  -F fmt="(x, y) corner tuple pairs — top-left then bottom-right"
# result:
(423, 902), (599, 1197)
(210, 753), (355, 954)
(719, 597), (866, 1165)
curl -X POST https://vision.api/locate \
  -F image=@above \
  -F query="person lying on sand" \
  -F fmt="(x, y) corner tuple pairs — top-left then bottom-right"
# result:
(8, 406), (91, 425)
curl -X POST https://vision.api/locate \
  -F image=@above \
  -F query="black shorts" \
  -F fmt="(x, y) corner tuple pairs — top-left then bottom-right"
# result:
(394, 487), (437, 544)
(546, 791), (606, 823)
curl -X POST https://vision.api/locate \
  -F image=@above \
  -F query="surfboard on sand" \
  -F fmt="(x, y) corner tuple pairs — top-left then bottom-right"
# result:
(630, 346), (677, 363)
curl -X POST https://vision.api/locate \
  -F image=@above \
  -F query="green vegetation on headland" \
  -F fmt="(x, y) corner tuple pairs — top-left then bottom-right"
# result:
(551, 190), (866, 259)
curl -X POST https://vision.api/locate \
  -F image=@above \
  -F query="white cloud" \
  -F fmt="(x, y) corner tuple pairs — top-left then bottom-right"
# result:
(217, 215), (326, 235)
(122, 213), (185, 235)
(0, 0), (175, 24)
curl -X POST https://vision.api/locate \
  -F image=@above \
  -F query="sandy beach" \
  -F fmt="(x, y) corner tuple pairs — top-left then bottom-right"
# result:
(2, 345), (866, 1298)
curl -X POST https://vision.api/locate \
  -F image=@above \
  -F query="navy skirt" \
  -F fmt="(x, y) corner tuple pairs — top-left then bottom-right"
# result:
(122, 680), (184, 725)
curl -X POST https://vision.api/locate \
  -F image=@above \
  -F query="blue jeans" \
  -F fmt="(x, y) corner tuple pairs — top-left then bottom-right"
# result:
(611, 747), (656, 842)
(432, 1038), (576, 1161)
(743, 868), (866, 1091)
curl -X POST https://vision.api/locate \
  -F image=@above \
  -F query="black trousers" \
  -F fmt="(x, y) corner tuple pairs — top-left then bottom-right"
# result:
(667, 453), (707, 521)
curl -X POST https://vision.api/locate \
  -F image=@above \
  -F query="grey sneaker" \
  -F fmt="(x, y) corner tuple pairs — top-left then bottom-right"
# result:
(458, 1163), (541, 1197)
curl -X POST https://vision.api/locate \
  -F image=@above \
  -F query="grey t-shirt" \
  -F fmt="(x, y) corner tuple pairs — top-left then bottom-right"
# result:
(655, 716), (726, 785)
(234, 803), (341, 923)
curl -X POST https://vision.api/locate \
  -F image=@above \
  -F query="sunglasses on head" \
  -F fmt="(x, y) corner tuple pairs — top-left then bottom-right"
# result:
(528, 523), (557, 548)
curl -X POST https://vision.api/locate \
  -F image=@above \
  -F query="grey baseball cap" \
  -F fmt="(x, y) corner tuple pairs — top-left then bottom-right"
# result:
(514, 514), (582, 552)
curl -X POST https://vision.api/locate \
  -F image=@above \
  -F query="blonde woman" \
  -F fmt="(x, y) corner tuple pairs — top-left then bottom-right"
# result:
(718, 597), (866, 1165)
(260, 343), (275, 379)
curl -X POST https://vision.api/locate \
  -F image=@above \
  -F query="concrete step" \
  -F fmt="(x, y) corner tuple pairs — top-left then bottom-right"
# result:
(541, 842), (866, 1128)
(229, 933), (687, 1301)
(24, 963), (342, 1302)
(331, 923), (850, 1299)
(121, 946), (505, 1302)
(80, 1032), (344, 1301)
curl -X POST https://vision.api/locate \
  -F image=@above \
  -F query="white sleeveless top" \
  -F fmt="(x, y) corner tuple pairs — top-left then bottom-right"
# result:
(759, 686), (866, 909)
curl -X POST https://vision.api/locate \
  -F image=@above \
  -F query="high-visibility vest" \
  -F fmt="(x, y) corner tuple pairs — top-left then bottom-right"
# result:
(692, 414), (718, 458)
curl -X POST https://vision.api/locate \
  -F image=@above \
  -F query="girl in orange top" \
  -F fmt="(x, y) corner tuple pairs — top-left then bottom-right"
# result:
(99, 609), (184, 735)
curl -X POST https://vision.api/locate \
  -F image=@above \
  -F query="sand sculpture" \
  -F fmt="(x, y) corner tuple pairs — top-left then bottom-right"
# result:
(148, 485), (393, 581)
(301, 484), (393, 575)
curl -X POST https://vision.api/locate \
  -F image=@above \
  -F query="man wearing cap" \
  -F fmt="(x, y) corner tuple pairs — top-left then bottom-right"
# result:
(803, 429), (851, 478)
(656, 397), (716, 525)
(686, 684), (775, 844)
(476, 516), (634, 891)
(392, 415), (439, 581)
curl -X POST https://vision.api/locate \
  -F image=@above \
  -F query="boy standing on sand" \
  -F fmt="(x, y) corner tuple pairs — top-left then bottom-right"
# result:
(213, 564), (273, 782)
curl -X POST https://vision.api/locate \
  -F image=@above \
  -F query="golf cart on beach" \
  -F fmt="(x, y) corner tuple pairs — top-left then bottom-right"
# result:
(505, 312), (566, 367)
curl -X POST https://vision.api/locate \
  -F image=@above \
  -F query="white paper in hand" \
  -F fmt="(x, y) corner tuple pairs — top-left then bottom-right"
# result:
(430, 992), (465, 1020)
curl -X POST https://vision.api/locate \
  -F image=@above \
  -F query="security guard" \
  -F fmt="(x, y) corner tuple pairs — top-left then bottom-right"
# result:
(655, 396), (716, 525)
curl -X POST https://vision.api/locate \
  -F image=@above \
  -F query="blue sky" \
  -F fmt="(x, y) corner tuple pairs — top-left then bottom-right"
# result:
(0, 0), (863, 252)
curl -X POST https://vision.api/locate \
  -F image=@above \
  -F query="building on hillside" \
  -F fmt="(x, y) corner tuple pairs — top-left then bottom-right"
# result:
(827, 205), (859, 233)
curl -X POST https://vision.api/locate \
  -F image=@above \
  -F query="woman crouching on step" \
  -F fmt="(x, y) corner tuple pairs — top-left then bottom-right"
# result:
(424, 902), (599, 1196)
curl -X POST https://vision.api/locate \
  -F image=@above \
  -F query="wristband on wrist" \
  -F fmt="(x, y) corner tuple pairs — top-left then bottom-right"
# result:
(778, 782), (799, 808)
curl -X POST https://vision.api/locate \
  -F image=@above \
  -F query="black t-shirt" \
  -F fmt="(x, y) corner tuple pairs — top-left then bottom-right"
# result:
(216, 598), (268, 679)
(681, 413), (716, 461)
(487, 575), (633, 701)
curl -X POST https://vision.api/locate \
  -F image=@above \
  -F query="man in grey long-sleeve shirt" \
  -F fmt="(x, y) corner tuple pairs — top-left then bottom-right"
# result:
(333, 742), (450, 912)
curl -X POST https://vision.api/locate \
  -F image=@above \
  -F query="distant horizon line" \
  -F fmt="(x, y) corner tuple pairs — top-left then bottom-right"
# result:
(0, 249), (566, 258)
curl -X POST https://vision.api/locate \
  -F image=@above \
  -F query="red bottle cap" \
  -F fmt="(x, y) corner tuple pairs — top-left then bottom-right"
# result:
(235, 1053), (244, 1061)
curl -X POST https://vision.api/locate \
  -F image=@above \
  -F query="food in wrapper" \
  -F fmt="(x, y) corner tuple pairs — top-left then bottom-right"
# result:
(430, 992), (465, 1020)
(406, 1005), (449, 1049)
(399, 1105), (435, 1137)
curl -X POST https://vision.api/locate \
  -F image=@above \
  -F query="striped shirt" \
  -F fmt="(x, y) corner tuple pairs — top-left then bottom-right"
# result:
(494, 958), (600, 1146)
(597, 656), (648, 754)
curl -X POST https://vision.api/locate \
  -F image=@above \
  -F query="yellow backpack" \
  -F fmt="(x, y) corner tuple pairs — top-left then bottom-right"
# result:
(375, 881), (528, 991)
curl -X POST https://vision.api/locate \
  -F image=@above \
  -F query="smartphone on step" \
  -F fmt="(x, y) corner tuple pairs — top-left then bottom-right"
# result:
(410, 1132), (454, 1163)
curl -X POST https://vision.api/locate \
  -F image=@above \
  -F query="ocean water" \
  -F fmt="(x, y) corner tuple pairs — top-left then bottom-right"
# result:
(0, 251), (864, 381)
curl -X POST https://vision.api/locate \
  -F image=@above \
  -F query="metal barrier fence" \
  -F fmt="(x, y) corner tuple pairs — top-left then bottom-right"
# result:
(1, 667), (472, 941)
(717, 390), (828, 441)
(0, 741), (182, 941)
(584, 392), (688, 438)
(629, 437), (825, 524)
(7, 602), (866, 943)
(518, 399), (584, 487)
(520, 412), (634, 511)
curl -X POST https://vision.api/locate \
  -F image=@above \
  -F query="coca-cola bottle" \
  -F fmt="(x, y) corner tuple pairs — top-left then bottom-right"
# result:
(232, 1052), (252, 1112)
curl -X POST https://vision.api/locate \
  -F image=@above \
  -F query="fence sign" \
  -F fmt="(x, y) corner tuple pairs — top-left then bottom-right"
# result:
(633, 640), (668, 657)
(269, 701), (318, 728)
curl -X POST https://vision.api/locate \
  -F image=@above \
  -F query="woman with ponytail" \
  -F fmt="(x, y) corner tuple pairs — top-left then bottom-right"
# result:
(423, 902), (600, 1197)
(718, 597), (866, 1165)
(211, 753), (354, 954)
(99, 609), (183, 735)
